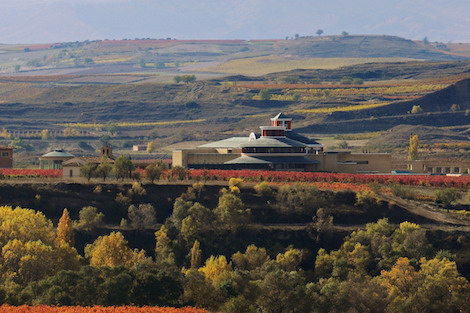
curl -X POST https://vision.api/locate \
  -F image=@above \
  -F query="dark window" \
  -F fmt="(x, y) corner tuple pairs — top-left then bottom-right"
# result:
(454, 167), (460, 173)
(445, 167), (451, 173)
(1, 152), (9, 157)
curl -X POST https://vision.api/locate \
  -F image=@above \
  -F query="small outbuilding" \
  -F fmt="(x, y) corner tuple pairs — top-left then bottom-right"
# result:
(40, 149), (75, 169)
(0, 146), (13, 168)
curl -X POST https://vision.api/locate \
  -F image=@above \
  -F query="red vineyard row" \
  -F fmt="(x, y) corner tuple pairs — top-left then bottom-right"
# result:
(0, 169), (62, 178)
(0, 305), (207, 313)
(187, 170), (470, 188)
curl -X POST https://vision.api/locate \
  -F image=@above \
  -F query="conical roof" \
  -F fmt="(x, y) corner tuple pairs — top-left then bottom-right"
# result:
(41, 149), (75, 158)
(271, 112), (290, 120)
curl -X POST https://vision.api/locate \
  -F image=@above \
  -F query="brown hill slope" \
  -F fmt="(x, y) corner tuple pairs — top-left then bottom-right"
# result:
(297, 78), (470, 133)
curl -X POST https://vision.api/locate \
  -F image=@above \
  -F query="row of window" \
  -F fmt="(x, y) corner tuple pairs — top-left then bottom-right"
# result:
(431, 167), (462, 174)
(262, 130), (286, 137)
(242, 147), (306, 153)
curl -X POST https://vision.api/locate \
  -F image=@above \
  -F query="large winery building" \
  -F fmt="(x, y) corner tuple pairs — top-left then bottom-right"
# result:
(173, 113), (392, 173)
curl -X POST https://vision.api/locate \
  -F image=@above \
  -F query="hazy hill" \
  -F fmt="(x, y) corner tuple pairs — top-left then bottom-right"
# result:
(275, 35), (464, 60)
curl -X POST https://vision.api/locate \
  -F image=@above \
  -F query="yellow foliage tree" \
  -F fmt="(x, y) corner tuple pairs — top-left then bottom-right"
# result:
(199, 255), (232, 282)
(190, 240), (202, 269)
(275, 247), (304, 271)
(57, 208), (74, 246)
(0, 206), (80, 284)
(378, 257), (470, 312)
(85, 231), (147, 268)
(408, 134), (419, 161)
(0, 206), (55, 247)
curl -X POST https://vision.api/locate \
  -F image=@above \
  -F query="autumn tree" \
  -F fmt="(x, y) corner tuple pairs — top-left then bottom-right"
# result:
(57, 208), (74, 246)
(0, 206), (80, 285)
(146, 141), (157, 153)
(407, 134), (419, 161)
(378, 257), (470, 313)
(155, 225), (176, 268)
(85, 231), (147, 268)
(40, 129), (51, 140)
(199, 255), (232, 282)
(411, 105), (423, 114)
(190, 240), (202, 269)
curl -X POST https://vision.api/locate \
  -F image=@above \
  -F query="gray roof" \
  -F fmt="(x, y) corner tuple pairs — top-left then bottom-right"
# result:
(286, 132), (322, 145)
(225, 155), (319, 165)
(41, 149), (75, 158)
(272, 112), (290, 120)
(198, 137), (249, 148)
(240, 136), (307, 148)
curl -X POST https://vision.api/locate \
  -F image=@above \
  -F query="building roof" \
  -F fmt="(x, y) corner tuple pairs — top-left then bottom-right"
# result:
(198, 137), (249, 148)
(271, 112), (290, 120)
(63, 156), (114, 167)
(240, 136), (307, 148)
(0, 146), (12, 150)
(286, 132), (322, 146)
(41, 149), (75, 158)
(225, 155), (319, 165)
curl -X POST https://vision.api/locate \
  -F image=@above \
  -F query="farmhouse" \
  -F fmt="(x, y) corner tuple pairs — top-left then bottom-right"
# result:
(173, 113), (392, 173)
(63, 145), (114, 178)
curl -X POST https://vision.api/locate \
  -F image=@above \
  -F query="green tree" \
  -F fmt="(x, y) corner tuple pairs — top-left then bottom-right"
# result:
(258, 89), (272, 101)
(316, 29), (324, 36)
(127, 203), (156, 229)
(340, 76), (353, 84)
(80, 162), (97, 182)
(113, 155), (134, 181)
(214, 193), (251, 230)
(155, 225), (176, 268)
(256, 269), (313, 313)
(74, 206), (104, 232)
(352, 77), (364, 85)
(232, 245), (270, 271)
(342, 31), (349, 36)
(95, 160), (112, 181)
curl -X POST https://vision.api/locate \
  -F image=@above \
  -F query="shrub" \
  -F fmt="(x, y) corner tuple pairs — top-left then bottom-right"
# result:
(390, 184), (415, 200)
(75, 206), (104, 232)
(410, 105), (423, 114)
(254, 181), (273, 196)
(435, 188), (461, 208)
